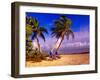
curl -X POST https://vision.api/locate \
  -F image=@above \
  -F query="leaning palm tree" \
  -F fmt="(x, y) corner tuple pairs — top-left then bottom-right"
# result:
(51, 15), (74, 58)
(31, 26), (48, 53)
(31, 18), (48, 53)
(26, 16), (48, 53)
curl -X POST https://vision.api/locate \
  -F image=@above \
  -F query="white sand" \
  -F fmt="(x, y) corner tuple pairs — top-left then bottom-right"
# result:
(26, 53), (89, 67)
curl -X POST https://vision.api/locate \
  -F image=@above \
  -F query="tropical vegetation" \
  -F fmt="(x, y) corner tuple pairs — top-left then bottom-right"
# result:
(26, 17), (48, 62)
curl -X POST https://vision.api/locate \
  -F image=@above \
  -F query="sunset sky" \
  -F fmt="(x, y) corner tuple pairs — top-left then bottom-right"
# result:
(26, 12), (90, 54)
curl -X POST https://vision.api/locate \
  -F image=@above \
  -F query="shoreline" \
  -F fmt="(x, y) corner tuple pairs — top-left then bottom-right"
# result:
(26, 53), (89, 67)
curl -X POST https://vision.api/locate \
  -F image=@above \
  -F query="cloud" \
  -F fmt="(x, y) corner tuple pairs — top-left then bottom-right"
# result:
(61, 41), (89, 48)
(37, 26), (89, 53)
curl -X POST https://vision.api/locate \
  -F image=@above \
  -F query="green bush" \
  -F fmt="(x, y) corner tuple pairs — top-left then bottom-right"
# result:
(26, 48), (46, 62)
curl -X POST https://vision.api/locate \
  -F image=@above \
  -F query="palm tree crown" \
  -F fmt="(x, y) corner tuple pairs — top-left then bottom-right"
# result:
(31, 27), (48, 42)
(51, 15), (74, 39)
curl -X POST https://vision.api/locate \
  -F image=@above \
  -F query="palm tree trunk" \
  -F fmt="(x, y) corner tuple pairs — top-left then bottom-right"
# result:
(51, 39), (59, 52)
(55, 30), (67, 54)
(36, 37), (41, 53)
(55, 35), (64, 54)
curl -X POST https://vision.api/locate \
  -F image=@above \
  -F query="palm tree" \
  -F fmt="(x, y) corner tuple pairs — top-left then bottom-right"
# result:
(51, 15), (74, 57)
(31, 18), (48, 53)
(26, 16), (48, 61)
(26, 17), (38, 44)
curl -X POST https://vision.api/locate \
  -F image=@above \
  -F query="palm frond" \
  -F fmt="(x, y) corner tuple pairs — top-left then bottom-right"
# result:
(51, 26), (65, 32)
(26, 17), (39, 28)
(55, 32), (62, 38)
(51, 31), (62, 38)
(66, 30), (74, 39)
(60, 15), (67, 23)
(60, 15), (72, 27)
(65, 32), (70, 40)
(40, 33), (45, 42)
(28, 17), (34, 26)
(33, 18), (39, 28)
(51, 25), (65, 39)
(66, 19), (72, 27)
(54, 20), (64, 27)
(39, 27), (48, 34)
(31, 32), (37, 40)
(31, 27), (48, 42)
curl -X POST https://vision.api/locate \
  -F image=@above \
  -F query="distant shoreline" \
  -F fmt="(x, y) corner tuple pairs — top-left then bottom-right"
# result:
(42, 52), (89, 57)
(59, 52), (89, 55)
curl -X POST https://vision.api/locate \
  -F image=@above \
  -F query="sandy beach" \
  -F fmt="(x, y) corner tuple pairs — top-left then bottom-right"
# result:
(26, 53), (89, 67)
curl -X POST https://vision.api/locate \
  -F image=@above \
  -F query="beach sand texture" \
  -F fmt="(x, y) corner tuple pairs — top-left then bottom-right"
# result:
(26, 53), (89, 67)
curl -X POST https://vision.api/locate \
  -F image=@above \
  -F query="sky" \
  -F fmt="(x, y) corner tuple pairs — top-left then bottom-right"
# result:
(26, 12), (90, 54)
